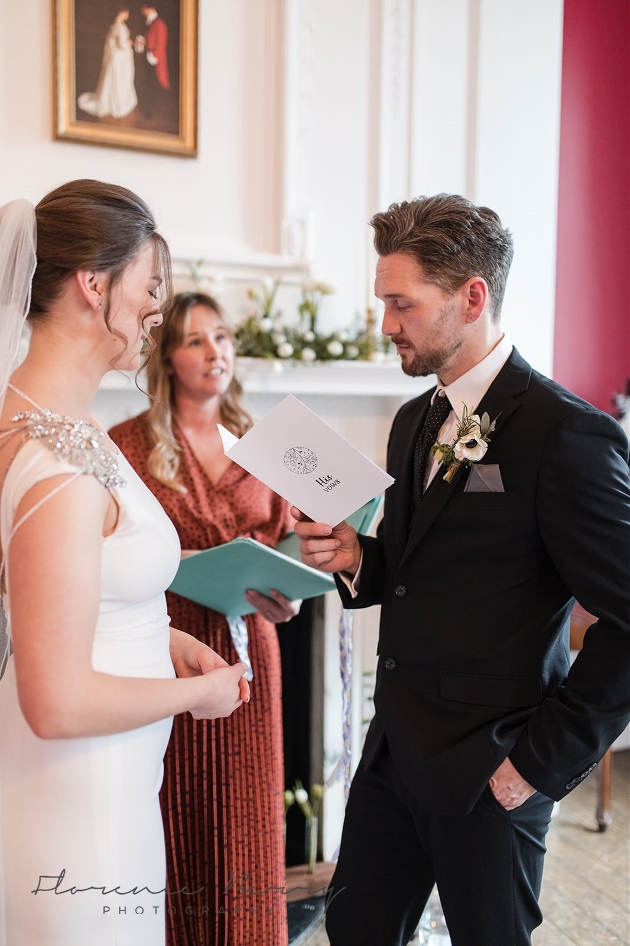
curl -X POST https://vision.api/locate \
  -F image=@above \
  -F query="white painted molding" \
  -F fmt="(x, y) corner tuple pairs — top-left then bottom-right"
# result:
(100, 358), (434, 399)
(171, 254), (310, 286)
(377, 0), (414, 207)
(281, 0), (317, 261)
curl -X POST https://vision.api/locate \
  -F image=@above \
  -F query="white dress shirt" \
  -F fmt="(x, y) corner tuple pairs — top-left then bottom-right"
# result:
(343, 334), (513, 595)
(423, 334), (513, 490)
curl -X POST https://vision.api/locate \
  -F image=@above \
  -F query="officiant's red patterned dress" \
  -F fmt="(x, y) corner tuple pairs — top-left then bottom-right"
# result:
(110, 413), (292, 946)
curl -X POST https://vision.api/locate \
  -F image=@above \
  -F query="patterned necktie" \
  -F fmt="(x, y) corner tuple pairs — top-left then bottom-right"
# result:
(413, 391), (452, 504)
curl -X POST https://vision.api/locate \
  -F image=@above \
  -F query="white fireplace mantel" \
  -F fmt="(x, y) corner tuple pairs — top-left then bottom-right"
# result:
(99, 357), (433, 399)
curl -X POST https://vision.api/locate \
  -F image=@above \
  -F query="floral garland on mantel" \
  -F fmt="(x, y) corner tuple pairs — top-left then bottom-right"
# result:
(234, 277), (393, 363)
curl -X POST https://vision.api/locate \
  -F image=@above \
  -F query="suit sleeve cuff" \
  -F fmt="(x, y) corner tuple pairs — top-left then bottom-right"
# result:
(336, 551), (364, 599)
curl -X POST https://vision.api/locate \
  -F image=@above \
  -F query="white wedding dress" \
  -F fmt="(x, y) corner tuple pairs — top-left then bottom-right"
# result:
(0, 431), (180, 945)
(78, 21), (138, 120)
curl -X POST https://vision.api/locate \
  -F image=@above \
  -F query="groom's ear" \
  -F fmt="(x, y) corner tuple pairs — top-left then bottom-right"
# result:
(460, 276), (489, 325)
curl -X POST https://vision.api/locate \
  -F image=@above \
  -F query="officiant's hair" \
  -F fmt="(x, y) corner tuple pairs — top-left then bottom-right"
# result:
(29, 179), (172, 347)
(145, 291), (253, 492)
(370, 194), (514, 320)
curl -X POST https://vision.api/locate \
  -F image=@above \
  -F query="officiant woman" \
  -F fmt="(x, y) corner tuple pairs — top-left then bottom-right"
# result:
(110, 291), (299, 946)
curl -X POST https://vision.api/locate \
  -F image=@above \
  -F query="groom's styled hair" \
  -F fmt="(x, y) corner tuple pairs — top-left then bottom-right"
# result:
(370, 194), (514, 320)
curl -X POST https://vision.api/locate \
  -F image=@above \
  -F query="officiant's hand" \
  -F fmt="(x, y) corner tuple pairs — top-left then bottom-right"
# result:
(245, 588), (301, 624)
(291, 507), (362, 576)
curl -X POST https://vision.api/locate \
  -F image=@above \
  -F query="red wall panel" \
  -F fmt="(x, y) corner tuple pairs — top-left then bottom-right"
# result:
(553, 0), (629, 412)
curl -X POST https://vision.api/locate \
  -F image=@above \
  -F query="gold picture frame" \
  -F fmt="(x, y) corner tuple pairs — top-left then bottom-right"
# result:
(53, 0), (198, 157)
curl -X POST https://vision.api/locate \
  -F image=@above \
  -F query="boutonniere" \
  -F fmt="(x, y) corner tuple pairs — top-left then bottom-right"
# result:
(431, 404), (500, 483)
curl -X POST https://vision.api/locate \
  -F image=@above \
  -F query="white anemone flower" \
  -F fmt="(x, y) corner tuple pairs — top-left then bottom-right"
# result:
(303, 330), (315, 342)
(453, 432), (488, 463)
(345, 344), (359, 359)
(301, 347), (317, 362)
(277, 342), (294, 358)
(327, 340), (344, 357)
(259, 317), (273, 332)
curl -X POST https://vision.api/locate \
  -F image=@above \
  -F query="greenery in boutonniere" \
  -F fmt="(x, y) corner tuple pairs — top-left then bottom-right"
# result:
(432, 404), (499, 483)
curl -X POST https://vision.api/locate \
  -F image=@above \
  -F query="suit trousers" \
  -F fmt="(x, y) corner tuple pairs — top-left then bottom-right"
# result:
(325, 739), (555, 946)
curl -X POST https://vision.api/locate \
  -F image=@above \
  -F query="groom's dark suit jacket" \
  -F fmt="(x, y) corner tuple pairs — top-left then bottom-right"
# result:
(337, 349), (630, 814)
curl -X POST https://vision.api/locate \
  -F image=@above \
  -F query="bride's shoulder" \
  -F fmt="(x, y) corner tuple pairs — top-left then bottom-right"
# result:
(1, 407), (126, 494)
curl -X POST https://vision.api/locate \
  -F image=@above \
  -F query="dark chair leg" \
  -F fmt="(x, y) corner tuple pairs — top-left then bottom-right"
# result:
(596, 748), (613, 831)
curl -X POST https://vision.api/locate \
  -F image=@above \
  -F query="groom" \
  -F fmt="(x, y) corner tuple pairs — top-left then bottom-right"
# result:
(293, 194), (630, 945)
(134, 5), (169, 120)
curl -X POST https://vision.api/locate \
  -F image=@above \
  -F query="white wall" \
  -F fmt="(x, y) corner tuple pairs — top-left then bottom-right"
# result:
(0, 0), (563, 365)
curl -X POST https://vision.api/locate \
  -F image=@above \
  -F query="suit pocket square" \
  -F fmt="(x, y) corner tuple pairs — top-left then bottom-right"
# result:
(464, 464), (504, 493)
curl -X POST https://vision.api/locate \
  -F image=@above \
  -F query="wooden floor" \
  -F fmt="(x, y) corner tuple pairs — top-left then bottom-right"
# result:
(533, 748), (629, 946)
(304, 750), (630, 946)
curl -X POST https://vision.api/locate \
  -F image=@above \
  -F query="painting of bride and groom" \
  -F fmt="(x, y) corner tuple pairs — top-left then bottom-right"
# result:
(74, 2), (179, 136)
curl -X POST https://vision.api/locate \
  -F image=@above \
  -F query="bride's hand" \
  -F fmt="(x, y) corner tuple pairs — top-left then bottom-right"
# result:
(169, 627), (229, 678)
(191, 663), (250, 719)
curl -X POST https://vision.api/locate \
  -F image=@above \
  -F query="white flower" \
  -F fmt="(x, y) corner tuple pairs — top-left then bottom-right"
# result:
(327, 340), (344, 357)
(277, 342), (294, 358)
(294, 788), (309, 805)
(345, 344), (359, 359)
(301, 347), (317, 362)
(303, 330), (315, 342)
(315, 280), (336, 294)
(453, 433), (488, 463)
(301, 278), (336, 295)
(272, 331), (286, 345)
(259, 317), (273, 332)
(199, 274), (224, 298)
(261, 275), (275, 294)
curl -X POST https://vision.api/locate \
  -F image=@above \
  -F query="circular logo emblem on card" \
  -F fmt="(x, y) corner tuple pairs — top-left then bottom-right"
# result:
(284, 446), (318, 474)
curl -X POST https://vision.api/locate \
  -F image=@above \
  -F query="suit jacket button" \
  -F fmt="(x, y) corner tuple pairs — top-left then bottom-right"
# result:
(384, 657), (397, 670)
(394, 584), (407, 597)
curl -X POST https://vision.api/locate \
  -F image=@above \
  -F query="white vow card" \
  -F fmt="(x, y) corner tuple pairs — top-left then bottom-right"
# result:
(218, 395), (394, 526)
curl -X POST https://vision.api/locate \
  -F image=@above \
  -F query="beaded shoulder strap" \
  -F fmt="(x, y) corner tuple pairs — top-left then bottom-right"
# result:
(5, 384), (126, 489)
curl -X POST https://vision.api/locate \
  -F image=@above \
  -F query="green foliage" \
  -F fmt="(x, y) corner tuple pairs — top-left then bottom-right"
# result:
(234, 276), (394, 362)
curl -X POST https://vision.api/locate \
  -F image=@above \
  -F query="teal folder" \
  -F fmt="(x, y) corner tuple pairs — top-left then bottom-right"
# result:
(169, 538), (335, 617)
(168, 496), (383, 618)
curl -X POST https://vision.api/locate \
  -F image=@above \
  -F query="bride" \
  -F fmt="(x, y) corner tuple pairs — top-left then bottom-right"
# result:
(0, 180), (249, 945)
(78, 9), (138, 119)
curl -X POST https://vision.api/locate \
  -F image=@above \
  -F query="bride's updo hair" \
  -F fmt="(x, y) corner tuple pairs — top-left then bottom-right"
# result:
(30, 179), (172, 330)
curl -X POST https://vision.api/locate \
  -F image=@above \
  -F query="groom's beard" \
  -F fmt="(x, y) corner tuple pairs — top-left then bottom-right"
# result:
(393, 300), (463, 378)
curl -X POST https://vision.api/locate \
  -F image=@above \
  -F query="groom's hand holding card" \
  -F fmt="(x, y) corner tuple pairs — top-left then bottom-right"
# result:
(218, 394), (394, 528)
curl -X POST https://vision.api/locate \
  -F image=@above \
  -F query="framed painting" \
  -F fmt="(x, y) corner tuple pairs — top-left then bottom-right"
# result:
(53, 0), (198, 157)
